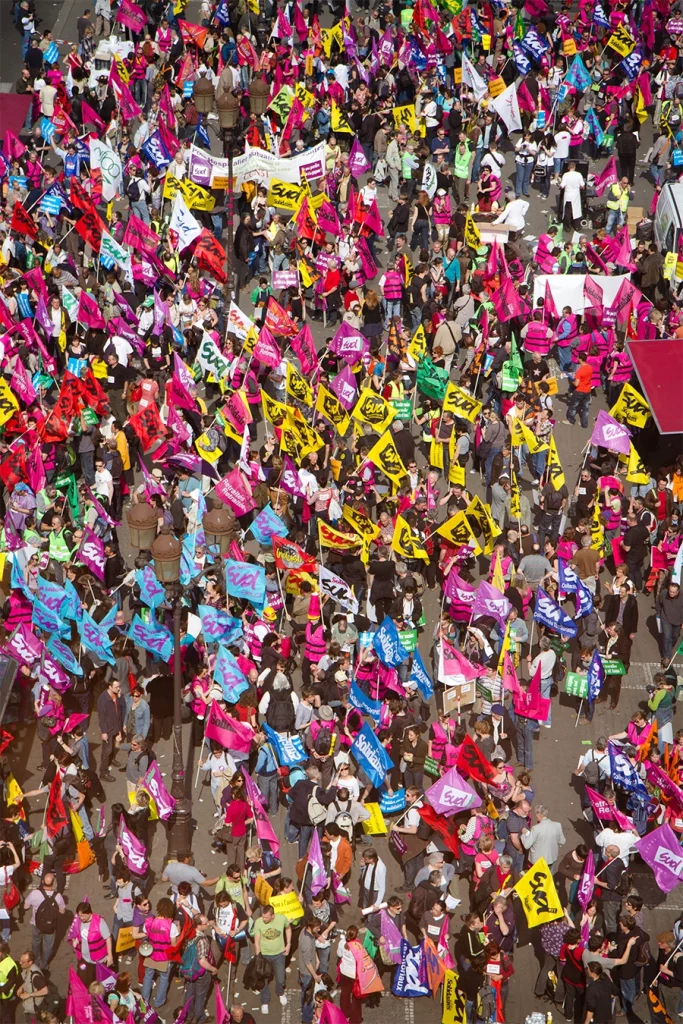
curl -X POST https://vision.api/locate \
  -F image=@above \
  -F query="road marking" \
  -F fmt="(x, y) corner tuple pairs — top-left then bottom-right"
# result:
(619, 662), (659, 688)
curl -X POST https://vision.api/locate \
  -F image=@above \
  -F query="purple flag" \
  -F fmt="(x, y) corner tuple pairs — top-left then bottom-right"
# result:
(95, 962), (118, 991)
(348, 138), (371, 178)
(85, 484), (121, 527)
(328, 320), (368, 365)
(77, 527), (106, 581)
(6, 622), (44, 666)
(425, 765), (482, 816)
(307, 828), (328, 895)
(118, 819), (149, 875)
(140, 760), (176, 820)
(636, 823), (683, 894)
(444, 570), (476, 621)
(139, 455), (167, 497)
(576, 850), (595, 910)
(590, 409), (631, 455)
(35, 295), (54, 335)
(471, 580), (512, 625)
(280, 454), (304, 497)
(330, 364), (358, 411)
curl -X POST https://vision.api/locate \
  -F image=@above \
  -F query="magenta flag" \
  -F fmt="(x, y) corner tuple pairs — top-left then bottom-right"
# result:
(348, 138), (371, 178)
(118, 820), (149, 875)
(77, 527), (106, 581)
(576, 850), (595, 910)
(6, 622), (43, 666)
(442, 640), (480, 681)
(205, 701), (254, 754)
(585, 785), (615, 821)
(362, 199), (384, 236)
(471, 580), (512, 625)
(280, 455), (304, 497)
(65, 966), (95, 1022)
(319, 1000), (351, 1024)
(425, 765), (482, 816)
(330, 365), (358, 411)
(502, 652), (521, 695)
(307, 827), (328, 894)
(252, 326), (282, 368)
(593, 155), (617, 197)
(318, 200), (341, 236)
(77, 290), (105, 329)
(291, 322), (318, 376)
(590, 409), (631, 455)
(444, 570), (476, 621)
(23, 266), (48, 302)
(329, 320), (368, 365)
(215, 982), (230, 1024)
(141, 761), (176, 820)
(116, 0), (147, 32)
(81, 100), (106, 132)
(215, 467), (256, 516)
(490, 277), (529, 323)
(63, 713), (89, 734)
(11, 359), (37, 405)
(379, 909), (403, 964)
(242, 767), (280, 856)
(513, 664), (551, 722)
(111, 71), (142, 120)
(175, 1000), (193, 1024)
(636, 823), (683, 894)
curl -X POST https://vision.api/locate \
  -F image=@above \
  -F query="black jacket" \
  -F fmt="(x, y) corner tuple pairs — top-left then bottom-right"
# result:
(97, 689), (125, 735)
(604, 594), (639, 637)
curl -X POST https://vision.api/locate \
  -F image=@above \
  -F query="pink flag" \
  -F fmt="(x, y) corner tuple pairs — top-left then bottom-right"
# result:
(585, 785), (615, 821)
(320, 1001), (351, 1024)
(502, 652), (521, 695)
(471, 580), (512, 624)
(111, 69), (142, 120)
(158, 115), (180, 156)
(593, 155), (618, 197)
(63, 713), (89, 734)
(27, 446), (46, 494)
(205, 701), (254, 754)
(490, 277), (530, 322)
(215, 982), (230, 1024)
(280, 454), (304, 497)
(442, 640), (480, 681)
(444, 570), (476, 621)
(356, 235), (377, 281)
(543, 279), (558, 320)
(140, 760), (176, 819)
(23, 266), (48, 302)
(293, 1), (308, 38)
(330, 364), (358, 411)
(171, 352), (198, 411)
(215, 467), (256, 516)
(425, 764), (482, 815)
(77, 527), (107, 581)
(167, 404), (191, 446)
(118, 819), (149, 875)
(361, 199), (384, 236)
(77, 290), (105, 329)
(513, 664), (551, 722)
(81, 100), (106, 132)
(241, 768), (281, 857)
(4, 130), (25, 160)
(635, 823), (683, 894)
(348, 138), (371, 178)
(122, 213), (160, 254)
(11, 359), (37, 405)
(307, 827), (327, 893)
(65, 967), (95, 1021)
(317, 200), (341, 236)
(116, 0), (147, 33)
(576, 849), (595, 910)
(252, 326), (281, 368)
(291, 322), (318, 376)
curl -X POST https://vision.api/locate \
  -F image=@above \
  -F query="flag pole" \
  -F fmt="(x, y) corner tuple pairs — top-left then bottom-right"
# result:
(651, 935), (683, 989)
(575, 699), (584, 727)
(194, 736), (207, 789)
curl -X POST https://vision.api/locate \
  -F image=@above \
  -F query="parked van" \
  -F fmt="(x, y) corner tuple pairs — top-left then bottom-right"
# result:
(654, 182), (683, 253)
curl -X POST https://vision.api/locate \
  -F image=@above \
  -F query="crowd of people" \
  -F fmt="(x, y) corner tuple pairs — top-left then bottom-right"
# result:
(0, 0), (683, 1022)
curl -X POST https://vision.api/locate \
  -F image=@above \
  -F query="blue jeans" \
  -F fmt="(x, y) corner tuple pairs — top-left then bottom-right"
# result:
(515, 715), (536, 769)
(272, 252), (290, 272)
(410, 222), (429, 251)
(256, 773), (279, 816)
(661, 620), (682, 660)
(384, 299), (401, 326)
(185, 970), (213, 1019)
(32, 927), (55, 970)
(260, 952), (286, 1004)
(532, 450), (547, 481)
(130, 200), (150, 225)
(515, 162), (533, 197)
(566, 390), (591, 427)
(300, 970), (314, 1024)
(470, 149), (483, 184)
(142, 965), (171, 1008)
(485, 447), (503, 487)
(605, 207), (624, 236)
(620, 975), (637, 1015)
(541, 676), (553, 727)
(297, 823), (314, 858)
(557, 345), (574, 372)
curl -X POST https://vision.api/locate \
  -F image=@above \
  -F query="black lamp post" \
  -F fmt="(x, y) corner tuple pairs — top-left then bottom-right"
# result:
(216, 93), (241, 306)
(193, 72), (215, 118)
(148, 528), (193, 857)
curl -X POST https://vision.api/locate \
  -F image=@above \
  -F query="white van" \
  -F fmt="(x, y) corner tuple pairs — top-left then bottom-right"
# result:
(654, 182), (683, 253)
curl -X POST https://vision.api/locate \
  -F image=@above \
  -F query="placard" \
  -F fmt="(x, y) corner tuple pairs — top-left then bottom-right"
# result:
(564, 672), (588, 698)
(361, 802), (388, 835)
(398, 628), (417, 652)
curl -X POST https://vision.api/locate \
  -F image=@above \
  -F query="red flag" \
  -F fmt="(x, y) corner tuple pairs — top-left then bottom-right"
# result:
(263, 296), (298, 338)
(418, 804), (460, 856)
(129, 403), (167, 452)
(456, 734), (497, 784)
(75, 209), (105, 252)
(195, 229), (227, 282)
(178, 19), (208, 47)
(0, 731), (13, 755)
(10, 202), (38, 240)
(0, 446), (28, 492)
(272, 534), (317, 572)
(70, 178), (97, 213)
(45, 773), (69, 840)
(79, 368), (109, 415)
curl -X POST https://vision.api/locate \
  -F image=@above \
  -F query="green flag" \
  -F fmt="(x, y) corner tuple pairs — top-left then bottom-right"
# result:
(416, 356), (449, 400)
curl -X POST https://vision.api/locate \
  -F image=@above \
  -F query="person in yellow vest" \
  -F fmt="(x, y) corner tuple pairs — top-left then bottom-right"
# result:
(48, 514), (74, 585)
(0, 941), (18, 1018)
(605, 176), (630, 237)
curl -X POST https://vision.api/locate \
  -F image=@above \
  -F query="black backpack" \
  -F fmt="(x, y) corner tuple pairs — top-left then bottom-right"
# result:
(35, 892), (59, 934)
(582, 753), (606, 788)
(126, 178), (141, 202)
(266, 691), (295, 733)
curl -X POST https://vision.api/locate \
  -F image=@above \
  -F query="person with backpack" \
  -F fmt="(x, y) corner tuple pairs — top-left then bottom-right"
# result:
(23, 874), (65, 971)
(574, 737), (610, 811)
(389, 785), (430, 892)
(125, 166), (151, 225)
(16, 950), (49, 1020)
(288, 765), (338, 858)
(261, 674), (297, 736)
(179, 914), (219, 1022)
(212, 782), (253, 868)
(111, 866), (142, 965)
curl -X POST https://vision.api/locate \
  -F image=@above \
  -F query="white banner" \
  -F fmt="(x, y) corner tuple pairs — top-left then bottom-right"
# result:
(188, 141), (327, 189)
(533, 273), (630, 313)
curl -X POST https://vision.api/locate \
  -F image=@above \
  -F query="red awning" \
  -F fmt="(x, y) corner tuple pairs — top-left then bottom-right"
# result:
(0, 94), (31, 140)
(626, 339), (683, 435)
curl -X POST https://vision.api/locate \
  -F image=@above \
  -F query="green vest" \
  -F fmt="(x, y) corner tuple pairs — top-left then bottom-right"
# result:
(454, 146), (471, 180)
(0, 955), (17, 998)
(49, 528), (71, 563)
(401, 152), (415, 179)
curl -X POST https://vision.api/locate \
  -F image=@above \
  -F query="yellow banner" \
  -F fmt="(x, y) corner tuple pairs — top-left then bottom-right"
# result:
(436, 510), (481, 554)
(547, 434), (565, 491)
(343, 504), (380, 540)
(464, 213), (481, 250)
(626, 443), (650, 484)
(443, 382), (482, 422)
(513, 858), (564, 928)
(609, 382), (651, 428)
(366, 431), (407, 483)
(254, 875), (273, 906)
(352, 389), (396, 433)
(392, 104), (417, 133)
(163, 173), (215, 211)
(392, 514), (429, 562)
(0, 378), (20, 426)
(448, 463), (465, 486)
(318, 520), (361, 551)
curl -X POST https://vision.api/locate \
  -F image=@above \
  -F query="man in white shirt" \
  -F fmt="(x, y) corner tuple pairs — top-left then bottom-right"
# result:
(553, 129), (571, 180)
(559, 160), (585, 229)
(94, 460), (114, 503)
(595, 826), (638, 866)
(494, 197), (530, 233)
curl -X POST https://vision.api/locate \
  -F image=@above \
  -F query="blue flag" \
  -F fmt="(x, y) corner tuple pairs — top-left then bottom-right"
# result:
(43, 41), (59, 64)
(215, 1), (230, 23)
(587, 649), (604, 705)
(128, 613), (174, 662)
(593, 3), (610, 27)
(10, 557), (32, 600)
(576, 580), (594, 619)
(63, 579), (84, 622)
(224, 560), (266, 607)
(40, 117), (56, 142)
(249, 504), (284, 546)
(47, 635), (83, 676)
(410, 648), (433, 700)
(198, 604), (243, 646)
(36, 576), (68, 617)
(533, 588), (578, 639)
(140, 131), (172, 170)
(608, 742), (649, 800)
(196, 119), (211, 149)
(621, 48), (643, 81)
(33, 599), (70, 638)
(349, 681), (381, 723)
(513, 41), (531, 75)
(520, 28), (549, 60)
(79, 611), (116, 664)
(585, 107), (604, 147)
(373, 617), (409, 668)
(351, 723), (394, 788)
(565, 54), (592, 91)
(557, 558), (579, 593)
(392, 940), (430, 997)
(98, 603), (119, 632)
(136, 565), (166, 609)
(214, 644), (249, 703)
(262, 723), (307, 766)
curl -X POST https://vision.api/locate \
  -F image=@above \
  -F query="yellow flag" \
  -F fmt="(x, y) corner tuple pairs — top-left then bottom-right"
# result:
(513, 858), (564, 928)
(315, 385), (350, 435)
(343, 504), (380, 540)
(448, 463), (466, 486)
(106, 199), (114, 222)
(634, 87), (647, 124)
(392, 104), (417, 133)
(626, 443), (650, 484)
(318, 520), (361, 551)
(6, 773), (23, 810)
(547, 434), (565, 491)
(464, 213), (481, 251)
(286, 363), (313, 406)
(607, 23), (635, 56)
(436, 510), (481, 555)
(0, 378), (19, 425)
(466, 495), (502, 554)
(366, 432), (407, 484)
(331, 101), (354, 134)
(392, 514), (429, 562)
(509, 417), (549, 454)
(352, 389), (396, 434)
(429, 438), (444, 470)
(609, 382), (651, 428)
(408, 324), (427, 360)
(509, 468), (521, 521)
(497, 622), (511, 673)
(491, 551), (505, 594)
(243, 325), (258, 355)
(442, 969), (467, 1024)
(443, 382), (482, 422)
(261, 390), (291, 425)
(195, 432), (222, 464)
(113, 54), (130, 82)
(591, 501), (605, 555)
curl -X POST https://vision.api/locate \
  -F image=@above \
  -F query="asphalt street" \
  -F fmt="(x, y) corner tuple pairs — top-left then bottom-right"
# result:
(2, 6), (681, 1023)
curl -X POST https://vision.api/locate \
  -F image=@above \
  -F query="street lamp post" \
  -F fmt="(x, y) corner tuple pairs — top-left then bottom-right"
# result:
(216, 93), (241, 305)
(148, 528), (193, 856)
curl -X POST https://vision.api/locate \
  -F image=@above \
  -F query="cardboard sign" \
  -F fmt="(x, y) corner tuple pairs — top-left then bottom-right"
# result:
(115, 926), (137, 952)
(254, 874), (273, 906)
(488, 77), (506, 97)
(269, 890), (304, 921)
(361, 802), (388, 835)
